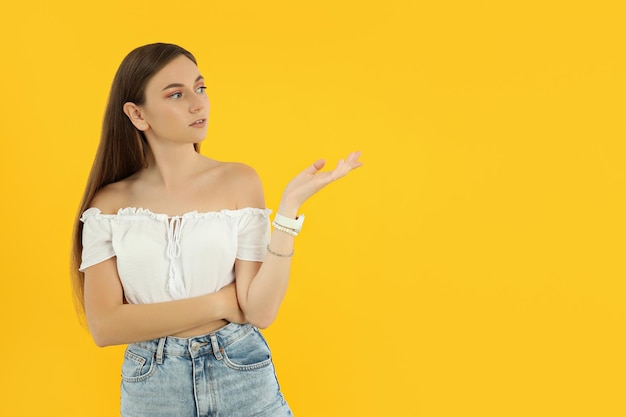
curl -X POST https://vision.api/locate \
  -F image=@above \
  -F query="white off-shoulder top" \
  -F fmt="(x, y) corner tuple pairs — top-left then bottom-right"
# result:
(79, 207), (271, 304)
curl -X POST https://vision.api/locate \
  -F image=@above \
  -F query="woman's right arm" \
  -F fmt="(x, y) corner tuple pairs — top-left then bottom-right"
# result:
(83, 257), (244, 347)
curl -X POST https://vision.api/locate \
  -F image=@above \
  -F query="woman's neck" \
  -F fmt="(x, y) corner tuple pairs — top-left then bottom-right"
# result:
(141, 142), (203, 190)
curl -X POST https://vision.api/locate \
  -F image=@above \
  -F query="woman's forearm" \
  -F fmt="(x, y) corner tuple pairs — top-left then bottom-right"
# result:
(86, 283), (241, 347)
(238, 203), (298, 328)
(237, 152), (362, 328)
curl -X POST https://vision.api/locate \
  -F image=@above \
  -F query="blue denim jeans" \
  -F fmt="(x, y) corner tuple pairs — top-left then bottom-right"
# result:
(120, 323), (293, 417)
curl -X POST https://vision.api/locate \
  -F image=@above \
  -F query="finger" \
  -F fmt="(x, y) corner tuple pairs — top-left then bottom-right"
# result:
(350, 160), (363, 169)
(347, 154), (363, 171)
(302, 159), (326, 175)
(313, 159), (326, 170)
(330, 154), (362, 179)
(346, 151), (362, 167)
(346, 150), (360, 161)
(329, 159), (351, 180)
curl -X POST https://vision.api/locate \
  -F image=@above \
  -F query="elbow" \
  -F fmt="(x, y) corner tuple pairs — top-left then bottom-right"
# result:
(90, 330), (113, 348)
(245, 310), (277, 330)
(88, 319), (119, 348)
(90, 329), (115, 348)
(251, 319), (273, 330)
(92, 337), (111, 348)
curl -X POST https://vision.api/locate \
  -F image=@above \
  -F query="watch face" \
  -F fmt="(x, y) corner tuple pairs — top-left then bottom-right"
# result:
(275, 213), (304, 232)
(294, 214), (305, 232)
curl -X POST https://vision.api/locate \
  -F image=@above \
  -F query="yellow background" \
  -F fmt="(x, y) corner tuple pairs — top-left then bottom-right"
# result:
(1, 1), (625, 416)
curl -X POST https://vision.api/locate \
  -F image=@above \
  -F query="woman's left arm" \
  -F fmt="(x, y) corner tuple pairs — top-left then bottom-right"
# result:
(235, 151), (362, 328)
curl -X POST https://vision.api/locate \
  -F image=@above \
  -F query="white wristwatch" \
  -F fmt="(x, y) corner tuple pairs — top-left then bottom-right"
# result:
(273, 213), (305, 233)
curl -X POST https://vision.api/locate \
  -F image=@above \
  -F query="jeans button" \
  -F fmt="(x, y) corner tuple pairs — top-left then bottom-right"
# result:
(191, 342), (200, 352)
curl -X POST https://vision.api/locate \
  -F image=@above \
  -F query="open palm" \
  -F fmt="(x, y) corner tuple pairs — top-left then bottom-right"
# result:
(280, 151), (363, 210)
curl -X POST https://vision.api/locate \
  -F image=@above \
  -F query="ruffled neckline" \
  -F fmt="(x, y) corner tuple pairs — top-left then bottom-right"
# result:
(81, 206), (271, 221)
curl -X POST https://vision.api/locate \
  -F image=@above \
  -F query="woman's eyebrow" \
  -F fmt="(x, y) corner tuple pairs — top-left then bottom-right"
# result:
(161, 75), (204, 91)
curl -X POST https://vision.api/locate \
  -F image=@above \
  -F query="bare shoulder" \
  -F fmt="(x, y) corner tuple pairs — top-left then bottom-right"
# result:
(219, 162), (265, 209)
(88, 180), (134, 214)
(220, 161), (261, 180)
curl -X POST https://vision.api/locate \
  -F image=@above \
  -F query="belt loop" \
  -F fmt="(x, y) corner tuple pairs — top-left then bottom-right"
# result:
(209, 333), (223, 360)
(156, 337), (166, 365)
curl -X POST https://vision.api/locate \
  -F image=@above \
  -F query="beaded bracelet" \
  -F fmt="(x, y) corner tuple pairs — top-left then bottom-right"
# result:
(272, 222), (299, 237)
(266, 244), (294, 257)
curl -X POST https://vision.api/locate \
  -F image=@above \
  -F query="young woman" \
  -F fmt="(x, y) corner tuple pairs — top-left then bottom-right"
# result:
(70, 43), (361, 416)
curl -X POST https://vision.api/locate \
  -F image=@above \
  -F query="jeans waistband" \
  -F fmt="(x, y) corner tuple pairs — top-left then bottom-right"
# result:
(129, 322), (256, 362)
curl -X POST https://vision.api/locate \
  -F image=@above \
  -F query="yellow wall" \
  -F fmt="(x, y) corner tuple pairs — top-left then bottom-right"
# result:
(1, 1), (625, 416)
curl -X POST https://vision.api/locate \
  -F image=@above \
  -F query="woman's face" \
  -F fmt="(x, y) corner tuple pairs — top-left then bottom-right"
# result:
(133, 55), (210, 146)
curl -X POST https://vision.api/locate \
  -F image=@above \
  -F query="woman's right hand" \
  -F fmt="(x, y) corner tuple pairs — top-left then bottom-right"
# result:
(218, 283), (247, 324)
(278, 151), (362, 217)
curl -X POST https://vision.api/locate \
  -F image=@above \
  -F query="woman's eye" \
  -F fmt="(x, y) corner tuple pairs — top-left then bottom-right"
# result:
(170, 92), (182, 99)
(196, 86), (207, 94)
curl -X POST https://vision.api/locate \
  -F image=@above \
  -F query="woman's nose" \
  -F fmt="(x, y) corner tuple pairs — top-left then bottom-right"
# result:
(190, 95), (206, 113)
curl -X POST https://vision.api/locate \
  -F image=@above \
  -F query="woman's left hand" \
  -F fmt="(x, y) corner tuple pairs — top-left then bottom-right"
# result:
(278, 151), (363, 215)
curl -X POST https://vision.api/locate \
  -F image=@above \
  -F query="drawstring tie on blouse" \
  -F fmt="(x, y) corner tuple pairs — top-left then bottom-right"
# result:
(165, 216), (186, 298)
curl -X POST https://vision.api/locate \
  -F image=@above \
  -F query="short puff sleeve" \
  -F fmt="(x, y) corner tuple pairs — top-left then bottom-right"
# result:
(79, 207), (116, 271)
(236, 208), (272, 261)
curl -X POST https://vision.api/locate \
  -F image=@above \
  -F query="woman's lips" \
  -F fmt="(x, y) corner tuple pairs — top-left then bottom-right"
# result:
(190, 118), (207, 127)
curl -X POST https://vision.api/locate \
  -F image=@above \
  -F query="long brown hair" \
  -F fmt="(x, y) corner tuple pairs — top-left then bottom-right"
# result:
(71, 43), (200, 318)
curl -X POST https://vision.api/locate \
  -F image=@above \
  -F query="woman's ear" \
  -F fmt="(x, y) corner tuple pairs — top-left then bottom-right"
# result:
(123, 102), (149, 131)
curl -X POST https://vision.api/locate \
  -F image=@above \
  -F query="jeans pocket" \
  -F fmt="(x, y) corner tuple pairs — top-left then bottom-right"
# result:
(222, 329), (273, 371)
(121, 346), (157, 382)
